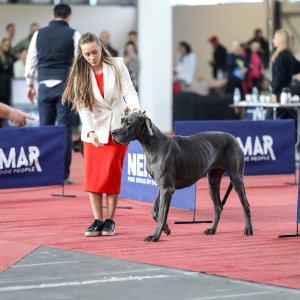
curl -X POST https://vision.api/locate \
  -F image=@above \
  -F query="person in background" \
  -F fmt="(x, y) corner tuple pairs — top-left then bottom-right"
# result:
(13, 22), (39, 56)
(127, 30), (138, 46)
(267, 29), (299, 123)
(25, 4), (81, 184)
(5, 23), (16, 47)
(0, 38), (15, 124)
(62, 32), (140, 237)
(0, 102), (34, 127)
(244, 41), (263, 93)
(174, 41), (196, 90)
(247, 28), (270, 70)
(124, 41), (139, 91)
(271, 28), (298, 103)
(99, 31), (118, 57)
(208, 35), (227, 79)
(225, 40), (248, 97)
(13, 47), (27, 78)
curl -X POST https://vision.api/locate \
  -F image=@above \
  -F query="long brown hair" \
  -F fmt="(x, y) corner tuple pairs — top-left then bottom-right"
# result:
(271, 29), (293, 63)
(62, 32), (121, 111)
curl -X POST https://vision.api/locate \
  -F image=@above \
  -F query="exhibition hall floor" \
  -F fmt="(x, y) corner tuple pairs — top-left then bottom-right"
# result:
(1, 153), (300, 299)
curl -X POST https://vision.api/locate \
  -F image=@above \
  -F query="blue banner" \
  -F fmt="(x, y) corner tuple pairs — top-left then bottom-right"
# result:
(0, 126), (65, 189)
(120, 140), (196, 211)
(174, 120), (295, 176)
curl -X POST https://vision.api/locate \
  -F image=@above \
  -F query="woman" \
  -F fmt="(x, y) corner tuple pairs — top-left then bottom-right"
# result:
(271, 29), (296, 103)
(174, 41), (196, 90)
(245, 41), (263, 93)
(62, 33), (140, 237)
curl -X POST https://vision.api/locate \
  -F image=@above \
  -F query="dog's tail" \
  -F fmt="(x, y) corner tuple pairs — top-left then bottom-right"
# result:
(221, 183), (233, 208)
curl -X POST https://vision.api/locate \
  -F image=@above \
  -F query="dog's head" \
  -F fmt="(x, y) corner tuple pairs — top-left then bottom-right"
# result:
(111, 111), (153, 145)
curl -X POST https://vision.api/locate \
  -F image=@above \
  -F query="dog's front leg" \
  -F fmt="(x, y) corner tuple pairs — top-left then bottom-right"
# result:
(152, 190), (171, 236)
(145, 186), (174, 242)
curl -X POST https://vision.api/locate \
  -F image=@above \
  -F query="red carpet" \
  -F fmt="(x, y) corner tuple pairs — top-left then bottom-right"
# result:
(0, 152), (300, 290)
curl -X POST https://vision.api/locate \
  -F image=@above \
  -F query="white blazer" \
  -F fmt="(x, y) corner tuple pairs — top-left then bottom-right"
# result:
(78, 57), (140, 144)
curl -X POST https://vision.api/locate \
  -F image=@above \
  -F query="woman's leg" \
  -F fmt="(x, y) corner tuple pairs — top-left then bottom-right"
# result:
(102, 194), (118, 236)
(89, 192), (103, 221)
(106, 194), (118, 220)
(85, 192), (104, 237)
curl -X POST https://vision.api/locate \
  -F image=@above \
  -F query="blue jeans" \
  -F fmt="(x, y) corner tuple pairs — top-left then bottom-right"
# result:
(38, 82), (73, 180)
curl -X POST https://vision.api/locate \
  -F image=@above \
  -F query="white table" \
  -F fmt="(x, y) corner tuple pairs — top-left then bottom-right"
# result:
(231, 100), (300, 120)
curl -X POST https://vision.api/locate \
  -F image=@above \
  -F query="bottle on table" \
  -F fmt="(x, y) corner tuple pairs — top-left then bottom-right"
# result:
(252, 87), (259, 102)
(233, 87), (241, 105)
(280, 87), (291, 104)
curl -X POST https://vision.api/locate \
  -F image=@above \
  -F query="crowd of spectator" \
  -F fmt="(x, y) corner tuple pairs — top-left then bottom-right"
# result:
(174, 28), (300, 102)
(2, 20), (300, 120)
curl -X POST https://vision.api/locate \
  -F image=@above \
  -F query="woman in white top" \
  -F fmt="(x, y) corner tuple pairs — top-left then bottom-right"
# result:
(62, 32), (140, 237)
(175, 41), (196, 88)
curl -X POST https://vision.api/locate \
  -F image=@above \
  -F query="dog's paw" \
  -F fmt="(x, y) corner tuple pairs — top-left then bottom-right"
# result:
(244, 226), (254, 236)
(204, 228), (216, 235)
(164, 224), (171, 236)
(144, 235), (159, 242)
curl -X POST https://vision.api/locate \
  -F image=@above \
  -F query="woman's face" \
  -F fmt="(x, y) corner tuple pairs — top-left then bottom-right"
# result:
(126, 44), (136, 56)
(178, 45), (186, 55)
(273, 32), (281, 48)
(81, 41), (102, 67)
(1, 39), (11, 52)
(250, 41), (260, 53)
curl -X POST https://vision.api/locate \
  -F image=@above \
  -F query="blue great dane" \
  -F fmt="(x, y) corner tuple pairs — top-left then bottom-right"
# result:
(112, 112), (253, 242)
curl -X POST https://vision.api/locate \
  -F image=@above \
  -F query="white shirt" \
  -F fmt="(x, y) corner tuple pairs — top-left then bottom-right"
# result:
(13, 59), (26, 78)
(175, 52), (197, 85)
(25, 29), (81, 86)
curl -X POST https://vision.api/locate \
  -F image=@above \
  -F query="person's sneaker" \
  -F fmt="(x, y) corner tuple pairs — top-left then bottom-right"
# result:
(84, 219), (104, 237)
(102, 219), (115, 236)
(64, 178), (74, 185)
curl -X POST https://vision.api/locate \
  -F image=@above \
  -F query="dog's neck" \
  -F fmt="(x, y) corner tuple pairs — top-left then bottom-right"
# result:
(138, 122), (168, 155)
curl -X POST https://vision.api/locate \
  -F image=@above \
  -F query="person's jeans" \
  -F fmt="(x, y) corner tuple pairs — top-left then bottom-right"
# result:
(38, 83), (73, 180)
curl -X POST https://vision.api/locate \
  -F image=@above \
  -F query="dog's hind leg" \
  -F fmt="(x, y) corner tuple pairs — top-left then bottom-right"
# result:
(204, 169), (224, 235)
(229, 174), (253, 236)
(152, 190), (171, 236)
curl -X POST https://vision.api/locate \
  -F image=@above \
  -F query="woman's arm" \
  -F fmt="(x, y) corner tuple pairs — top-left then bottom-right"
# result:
(0, 103), (35, 127)
(78, 107), (94, 137)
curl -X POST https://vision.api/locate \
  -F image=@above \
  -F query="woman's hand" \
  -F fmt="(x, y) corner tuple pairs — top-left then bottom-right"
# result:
(88, 131), (103, 147)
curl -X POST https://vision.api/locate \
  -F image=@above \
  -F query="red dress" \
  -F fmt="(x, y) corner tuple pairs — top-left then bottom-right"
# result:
(83, 73), (128, 194)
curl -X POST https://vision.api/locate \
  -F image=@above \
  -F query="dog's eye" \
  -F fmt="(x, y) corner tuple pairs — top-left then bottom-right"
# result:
(121, 118), (125, 125)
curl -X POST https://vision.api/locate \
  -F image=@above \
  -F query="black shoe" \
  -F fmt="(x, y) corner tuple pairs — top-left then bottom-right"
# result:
(102, 219), (115, 236)
(85, 219), (104, 237)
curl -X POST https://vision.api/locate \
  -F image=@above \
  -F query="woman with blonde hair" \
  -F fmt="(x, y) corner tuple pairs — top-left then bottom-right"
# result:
(271, 28), (296, 103)
(62, 32), (140, 237)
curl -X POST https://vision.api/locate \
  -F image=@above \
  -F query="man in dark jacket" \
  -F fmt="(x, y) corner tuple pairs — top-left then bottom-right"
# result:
(208, 35), (227, 79)
(25, 4), (80, 184)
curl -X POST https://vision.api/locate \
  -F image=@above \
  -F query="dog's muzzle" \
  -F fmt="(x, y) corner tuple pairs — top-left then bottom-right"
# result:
(111, 130), (129, 145)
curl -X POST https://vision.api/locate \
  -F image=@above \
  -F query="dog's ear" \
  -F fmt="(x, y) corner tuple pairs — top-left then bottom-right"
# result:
(145, 117), (154, 136)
